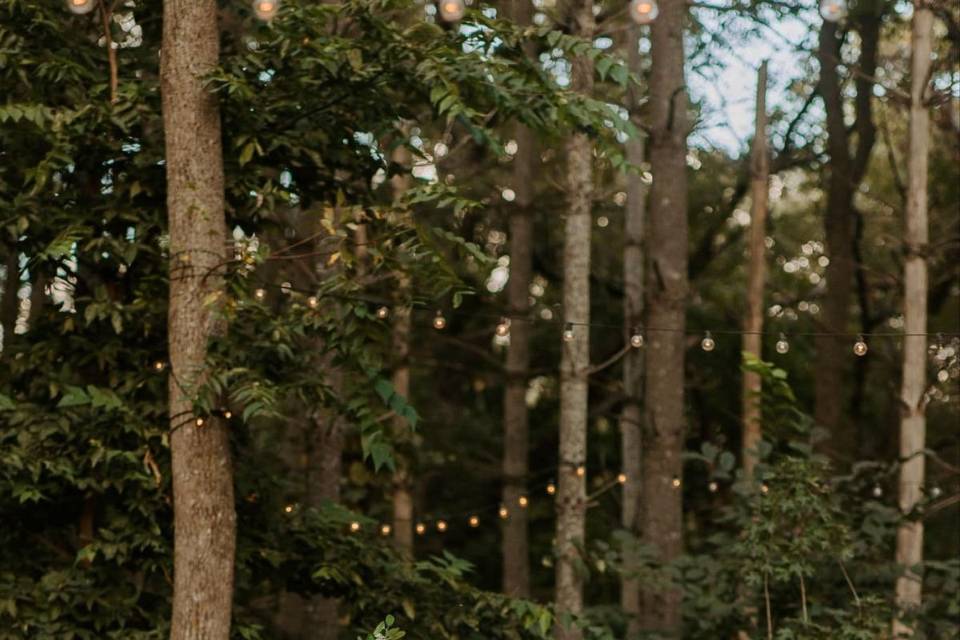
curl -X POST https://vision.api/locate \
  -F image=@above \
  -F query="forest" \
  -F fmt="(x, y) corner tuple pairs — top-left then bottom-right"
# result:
(0, 0), (958, 638)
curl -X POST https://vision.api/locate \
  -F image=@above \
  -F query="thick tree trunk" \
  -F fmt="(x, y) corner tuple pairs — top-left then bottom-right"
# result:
(894, 2), (933, 633)
(161, 1), (236, 638)
(620, 24), (646, 638)
(555, 0), (593, 634)
(742, 62), (768, 478)
(501, 0), (535, 599)
(640, 0), (688, 635)
(814, 15), (879, 462)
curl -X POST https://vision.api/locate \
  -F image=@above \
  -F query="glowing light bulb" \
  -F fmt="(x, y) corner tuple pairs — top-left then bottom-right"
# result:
(617, 473), (627, 484)
(376, 306), (390, 319)
(871, 484), (883, 498)
(701, 331), (716, 352)
(853, 336), (868, 357)
(415, 522), (426, 535)
(495, 317), (511, 337)
(518, 495), (529, 508)
(562, 323), (575, 342)
(284, 504), (294, 513)
(930, 486), (942, 499)
(307, 296), (319, 309)
(153, 360), (166, 372)
(499, 505), (510, 519)
(776, 333), (790, 354)
(469, 515), (480, 527)
(708, 480), (719, 493)
(380, 524), (392, 536)
(436, 519), (448, 532)
(195, 417), (205, 427)
(439, 0), (465, 22)
(629, 0), (659, 24)
(223, 410), (232, 419)
(254, 288), (266, 301)
(546, 481), (556, 495)
(433, 311), (447, 330)
(66, 0), (97, 14)
(575, 465), (586, 478)
(819, 0), (847, 22)
(630, 330), (644, 348)
(671, 476), (681, 489)
(349, 521), (361, 533)
(252, 0), (280, 21)
(760, 483), (770, 495)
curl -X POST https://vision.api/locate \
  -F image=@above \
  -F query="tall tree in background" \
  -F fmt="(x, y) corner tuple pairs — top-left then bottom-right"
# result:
(640, 0), (689, 633)
(161, 0), (236, 637)
(742, 61), (769, 478)
(894, 0), (933, 631)
(814, 6), (881, 461)
(555, 0), (594, 632)
(500, 0), (536, 599)
(619, 21), (646, 636)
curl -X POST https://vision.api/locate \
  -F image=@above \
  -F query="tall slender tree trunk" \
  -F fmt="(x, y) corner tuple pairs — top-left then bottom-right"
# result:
(814, 14), (880, 462)
(555, 0), (593, 634)
(501, 0), (536, 600)
(742, 62), (769, 478)
(640, 0), (688, 635)
(390, 294), (414, 553)
(894, 2), (933, 633)
(161, 1), (236, 637)
(620, 23), (646, 638)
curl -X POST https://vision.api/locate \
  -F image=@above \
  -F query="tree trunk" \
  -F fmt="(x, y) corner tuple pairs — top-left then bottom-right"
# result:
(894, 1), (933, 633)
(161, 0), (236, 637)
(640, 0), (688, 634)
(742, 62), (769, 478)
(555, 0), (593, 634)
(814, 14), (880, 463)
(501, 0), (535, 600)
(620, 23), (646, 638)
(391, 288), (415, 553)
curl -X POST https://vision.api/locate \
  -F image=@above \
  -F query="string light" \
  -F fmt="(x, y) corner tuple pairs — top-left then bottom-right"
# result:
(617, 473), (627, 484)
(195, 417), (205, 427)
(562, 323), (575, 342)
(499, 505), (510, 519)
(284, 504), (295, 513)
(307, 296), (319, 309)
(760, 483), (770, 495)
(776, 333), (790, 354)
(872, 484), (883, 498)
(701, 331), (716, 352)
(628, 0), (659, 24)
(252, 0), (280, 21)
(630, 329), (644, 348)
(495, 317), (511, 337)
(469, 515), (480, 527)
(349, 521), (361, 533)
(223, 410), (232, 419)
(66, 0), (97, 14)
(432, 311), (447, 330)
(376, 306), (390, 320)
(708, 480), (719, 493)
(546, 481), (557, 495)
(575, 465), (586, 478)
(438, 0), (466, 22)
(416, 522), (427, 535)
(930, 486), (942, 499)
(380, 524), (392, 536)
(671, 476), (682, 489)
(853, 335), (868, 357)
(819, 0), (847, 22)
(518, 495), (529, 508)
(436, 519), (448, 532)
(254, 288), (267, 301)
(153, 360), (166, 372)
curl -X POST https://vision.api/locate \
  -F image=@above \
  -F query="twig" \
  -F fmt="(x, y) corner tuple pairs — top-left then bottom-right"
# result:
(99, 0), (119, 104)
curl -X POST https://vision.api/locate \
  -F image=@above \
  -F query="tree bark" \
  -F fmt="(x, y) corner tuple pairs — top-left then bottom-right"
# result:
(640, 0), (688, 635)
(555, 0), (593, 634)
(391, 286), (415, 553)
(742, 62), (769, 479)
(894, 1), (933, 633)
(161, 0), (236, 638)
(501, 0), (536, 600)
(620, 24), (646, 638)
(813, 13), (880, 463)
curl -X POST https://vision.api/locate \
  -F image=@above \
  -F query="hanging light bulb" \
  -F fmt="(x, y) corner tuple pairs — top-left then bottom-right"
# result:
(630, 329), (644, 348)
(495, 317), (511, 337)
(153, 360), (166, 372)
(438, 0), (466, 22)
(671, 476), (682, 489)
(380, 524), (392, 536)
(819, 0), (847, 22)
(760, 483), (770, 495)
(195, 417), (205, 427)
(349, 521), (361, 533)
(432, 311), (447, 330)
(617, 473), (627, 484)
(708, 480), (719, 493)
(499, 505), (510, 519)
(546, 481), (557, 495)
(223, 410), (232, 420)
(254, 288), (267, 301)
(518, 495), (529, 508)
(252, 0), (280, 21)
(66, 0), (97, 14)
(853, 335), (868, 357)
(468, 515), (480, 528)
(562, 323), (575, 342)
(415, 522), (427, 535)
(701, 331), (716, 352)
(575, 465), (586, 478)
(775, 333), (790, 354)
(871, 484), (883, 498)
(376, 306), (390, 320)
(929, 485), (942, 499)
(307, 296), (319, 309)
(436, 519), (448, 532)
(284, 504), (295, 513)
(628, 0), (659, 24)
